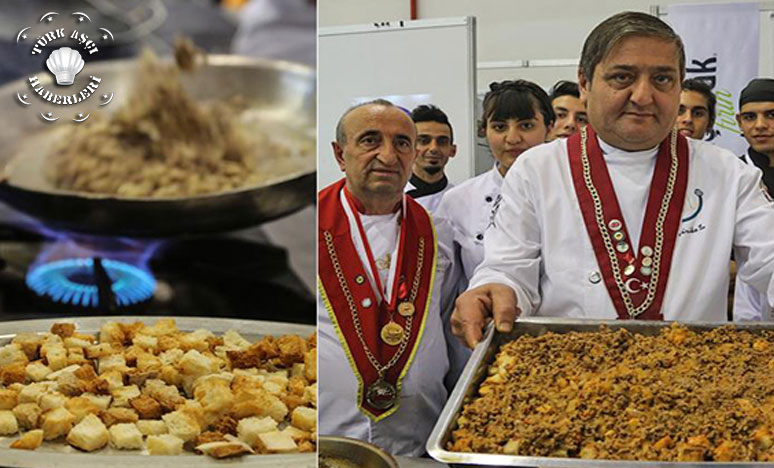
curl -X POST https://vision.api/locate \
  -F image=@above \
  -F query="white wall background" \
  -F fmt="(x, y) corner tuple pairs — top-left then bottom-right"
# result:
(319, 0), (773, 92)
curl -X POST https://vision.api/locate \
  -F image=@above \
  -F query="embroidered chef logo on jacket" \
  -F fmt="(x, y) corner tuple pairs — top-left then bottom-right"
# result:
(681, 188), (704, 223)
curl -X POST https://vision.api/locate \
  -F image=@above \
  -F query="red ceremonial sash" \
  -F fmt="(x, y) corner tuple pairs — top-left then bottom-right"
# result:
(318, 179), (437, 420)
(567, 126), (689, 320)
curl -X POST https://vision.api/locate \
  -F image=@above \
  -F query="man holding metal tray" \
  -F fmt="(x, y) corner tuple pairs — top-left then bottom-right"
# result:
(452, 11), (774, 348)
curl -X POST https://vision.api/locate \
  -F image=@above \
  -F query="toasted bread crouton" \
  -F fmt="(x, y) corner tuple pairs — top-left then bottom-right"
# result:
(1, 361), (27, 385)
(0, 344), (29, 368)
(143, 381), (184, 412)
(136, 353), (162, 373)
(226, 348), (263, 370)
(66, 348), (89, 367)
(194, 430), (226, 447)
(130, 394), (162, 420)
(56, 371), (83, 397)
(162, 410), (200, 442)
(13, 403), (41, 429)
(290, 363), (305, 378)
(98, 355), (127, 375)
(108, 423), (143, 450)
(287, 375), (307, 396)
(145, 319), (179, 337)
(46, 364), (80, 381)
(196, 440), (253, 458)
(123, 345), (145, 367)
(252, 337), (279, 360)
(304, 348), (316, 382)
(64, 396), (101, 423)
(291, 406), (316, 432)
(254, 430), (297, 454)
(10, 429), (43, 450)
(74, 364), (97, 381)
(282, 394), (306, 412)
(42, 345), (67, 371)
(158, 349), (184, 366)
(176, 399), (206, 428)
(214, 415), (238, 436)
(276, 335), (307, 366)
(179, 329), (214, 352)
(136, 419), (168, 436)
(84, 343), (115, 360)
(179, 350), (215, 377)
(304, 383), (317, 407)
(63, 336), (92, 349)
(231, 388), (288, 422)
(81, 377), (110, 395)
(237, 416), (277, 447)
(17, 382), (50, 404)
(133, 334), (158, 351)
(223, 330), (250, 350)
(11, 333), (41, 361)
(99, 407), (138, 427)
(100, 370), (125, 391)
(146, 433), (184, 455)
(0, 410), (19, 435)
(66, 413), (109, 452)
(281, 425), (311, 443)
(41, 407), (75, 440)
(0, 388), (18, 410)
(80, 393), (112, 411)
(99, 322), (125, 346)
(157, 335), (181, 352)
(118, 322), (144, 343)
(39, 392), (66, 411)
(126, 368), (158, 387)
(110, 385), (140, 408)
(51, 323), (75, 339)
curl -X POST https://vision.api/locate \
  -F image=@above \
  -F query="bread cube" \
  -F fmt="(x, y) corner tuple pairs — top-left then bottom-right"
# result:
(0, 344), (27, 367)
(146, 434), (184, 455)
(40, 407), (75, 440)
(231, 389), (288, 422)
(276, 335), (307, 366)
(0, 388), (18, 410)
(39, 392), (67, 411)
(99, 407), (138, 427)
(145, 319), (178, 337)
(158, 349), (184, 366)
(18, 383), (49, 404)
(281, 425), (312, 443)
(25, 361), (51, 382)
(98, 354), (127, 374)
(100, 370), (125, 391)
(99, 321), (125, 345)
(136, 419), (167, 436)
(196, 440), (253, 458)
(84, 343), (115, 360)
(136, 353), (162, 373)
(129, 394), (162, 420)
(10, 429), (43, 450)
(179, 350), (215, 377)
(162, 410), (200, 442)
(0, 410), (19, 435)
(80, 393), (112, 411)
(13, 403), (41, 429)
(66, 413), (109, 451)
(108, 423), (143, 450)
(46, 364), (80, 381)
(237, 416), (277, 447)
(74, 364), (97, 381)
(64, 396), (101, 423)
(304, 383), (317, 407)
(304, 348), (316, 382)
(255, 430), (298, 453)
(133, 334), (158, 351)
(223, 330), (250, 350)
(50, 322), (75, 339)
(11, 333), (42, 360)
(1, 361), (27, 385)
(179, 329), (214, 352)
(110, 385), (140, 408)
(44, 345), (67, 371)
(291, 406), (316, 432)
(64, 336), (92, 348)
(290, 363), (305, 378)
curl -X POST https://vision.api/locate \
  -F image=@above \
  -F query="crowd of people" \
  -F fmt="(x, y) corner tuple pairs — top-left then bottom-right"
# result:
(317, 10), (774, 458)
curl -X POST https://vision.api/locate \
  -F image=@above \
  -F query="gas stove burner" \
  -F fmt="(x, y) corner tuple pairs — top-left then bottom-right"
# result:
(26, 258), (156, 307)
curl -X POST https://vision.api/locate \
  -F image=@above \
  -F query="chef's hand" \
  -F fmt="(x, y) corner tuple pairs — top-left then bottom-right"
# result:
(451, 283), (520, 349)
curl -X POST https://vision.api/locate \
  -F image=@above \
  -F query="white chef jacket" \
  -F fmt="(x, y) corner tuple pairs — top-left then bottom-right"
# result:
(733, 151), (774, 321)
(469, 137), (774, 321)
(436, 166), (504, 283)
(404, 176), (454, 214)
(318, 193), (455, 457)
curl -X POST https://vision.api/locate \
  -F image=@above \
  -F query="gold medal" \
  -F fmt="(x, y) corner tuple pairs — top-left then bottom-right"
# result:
(398, 302), (415, 317)
(380, 321), (404, 346)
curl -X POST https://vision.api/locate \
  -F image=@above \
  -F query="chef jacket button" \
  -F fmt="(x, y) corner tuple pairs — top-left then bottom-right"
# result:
(588, 272), (601, 284)
(485, 196), (493, 203)
(361, 298), (372, 308)
(476, 233), (484, 241)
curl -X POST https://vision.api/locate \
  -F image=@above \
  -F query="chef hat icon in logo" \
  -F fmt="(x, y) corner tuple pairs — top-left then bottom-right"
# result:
(46, 47), (85, 86)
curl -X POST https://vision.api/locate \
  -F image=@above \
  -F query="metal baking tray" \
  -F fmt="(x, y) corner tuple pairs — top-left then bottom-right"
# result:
(427, 317), (774, 467)
(0, 315), (316, 468)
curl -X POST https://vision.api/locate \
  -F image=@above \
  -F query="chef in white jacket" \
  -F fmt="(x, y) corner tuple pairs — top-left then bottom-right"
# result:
(318, 99), (456, 456)
(452, 12), (774, 348)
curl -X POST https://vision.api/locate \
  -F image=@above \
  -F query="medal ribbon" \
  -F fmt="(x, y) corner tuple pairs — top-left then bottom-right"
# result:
(318, 179), (435, 420)
(567, 126), (689, 320)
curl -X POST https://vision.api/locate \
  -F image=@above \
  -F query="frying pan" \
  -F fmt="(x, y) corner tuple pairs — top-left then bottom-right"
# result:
(0, 55), (316, 237)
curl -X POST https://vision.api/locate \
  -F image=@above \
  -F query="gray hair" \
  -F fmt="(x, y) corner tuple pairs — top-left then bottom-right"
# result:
(579, 11), (685, 84)
(335, 98), (396, 145)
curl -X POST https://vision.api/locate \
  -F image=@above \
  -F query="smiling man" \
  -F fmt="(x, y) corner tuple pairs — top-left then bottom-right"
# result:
(451, 12), (774, 347)
(317, 99), (456, 456)
(404, 104), (457, 213)
(677, 78), (716, 140)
